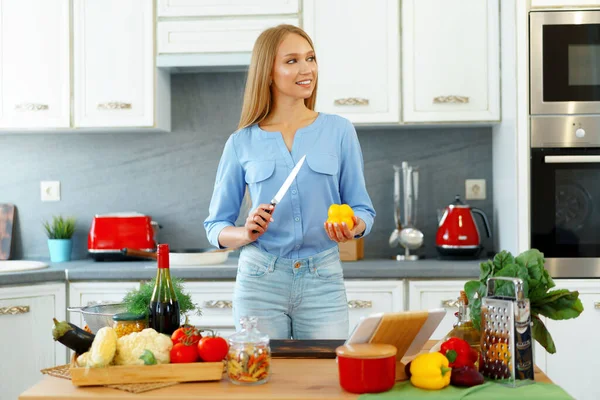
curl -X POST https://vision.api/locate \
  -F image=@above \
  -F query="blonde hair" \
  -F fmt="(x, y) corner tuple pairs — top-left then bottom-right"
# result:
(238, 25), (318, 130)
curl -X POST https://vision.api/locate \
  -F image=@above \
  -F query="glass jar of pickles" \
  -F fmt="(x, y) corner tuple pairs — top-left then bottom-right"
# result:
(226, 316), (271, 385)
(112, 312), (147, 338)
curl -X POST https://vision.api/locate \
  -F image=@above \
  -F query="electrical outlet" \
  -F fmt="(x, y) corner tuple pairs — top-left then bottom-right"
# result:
(465, 179), (486, 200)
(41, 181), (60, 202)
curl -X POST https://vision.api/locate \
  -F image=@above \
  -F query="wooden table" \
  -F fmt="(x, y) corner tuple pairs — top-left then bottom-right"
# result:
(19, 341), (553, 400)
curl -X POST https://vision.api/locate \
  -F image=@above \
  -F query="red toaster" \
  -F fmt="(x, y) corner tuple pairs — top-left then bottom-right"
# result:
(88, 213), (158, 261)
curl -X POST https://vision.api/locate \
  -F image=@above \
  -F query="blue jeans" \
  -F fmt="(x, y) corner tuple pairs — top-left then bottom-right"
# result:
(232, 244), (349, 340)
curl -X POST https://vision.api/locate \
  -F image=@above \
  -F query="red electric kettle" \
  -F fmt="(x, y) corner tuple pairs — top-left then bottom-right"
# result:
(436, 195), (491, 257)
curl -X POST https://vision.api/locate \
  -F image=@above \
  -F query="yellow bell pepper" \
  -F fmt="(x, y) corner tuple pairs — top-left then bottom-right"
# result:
(410, 352), (452, 390)
(327, 204), (355, 230)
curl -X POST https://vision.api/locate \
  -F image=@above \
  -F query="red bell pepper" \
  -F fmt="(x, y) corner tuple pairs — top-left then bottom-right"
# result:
(439, 337), (478, 368)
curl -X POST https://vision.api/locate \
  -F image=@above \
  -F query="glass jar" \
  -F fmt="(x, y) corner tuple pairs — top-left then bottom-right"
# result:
(112, 312), (147, 338)
(226, 316), (271, 385)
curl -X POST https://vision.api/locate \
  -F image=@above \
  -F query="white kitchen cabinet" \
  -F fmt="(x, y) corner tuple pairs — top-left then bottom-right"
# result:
(402, 0), (500, 123)
(73, 0), (169, 129)
(408, 280), (467, 340)
(68, 281), (140, 328)
(531, 0), (600, 7)
(345, 280), (404, 332)
(0, 0), (70, 129)
(157, 0), (299, 17)
(186, 281), (236, 338)
(538, 280), (600, 400)
(184, 280), (403, 339)
(158, 17), (299, 55)
(0, 283), (66, 400)
(303, 0), (400, 124)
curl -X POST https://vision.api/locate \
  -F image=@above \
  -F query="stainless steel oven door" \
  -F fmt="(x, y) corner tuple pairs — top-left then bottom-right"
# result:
(530, 10), (600, 115)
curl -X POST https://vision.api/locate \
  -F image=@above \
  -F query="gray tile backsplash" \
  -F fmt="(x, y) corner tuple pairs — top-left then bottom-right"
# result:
(0, 73), (493, 261)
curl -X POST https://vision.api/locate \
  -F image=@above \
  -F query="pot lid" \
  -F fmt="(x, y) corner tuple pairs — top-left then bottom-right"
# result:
(335, 343), (397, 359)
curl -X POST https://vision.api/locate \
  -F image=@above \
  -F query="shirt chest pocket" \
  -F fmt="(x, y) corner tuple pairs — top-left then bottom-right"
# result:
(306, 153), (339, 176)
(244, 160), (275, 184)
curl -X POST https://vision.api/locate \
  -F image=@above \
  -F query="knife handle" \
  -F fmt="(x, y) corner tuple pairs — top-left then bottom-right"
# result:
(251, 203), (275, 234)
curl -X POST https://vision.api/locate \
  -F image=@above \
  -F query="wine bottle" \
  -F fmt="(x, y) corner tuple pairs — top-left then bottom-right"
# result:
(148, 243), (180, 335)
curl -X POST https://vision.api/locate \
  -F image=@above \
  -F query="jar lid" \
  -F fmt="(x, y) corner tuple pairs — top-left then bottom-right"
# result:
(335, 344), (397, 359)
(112, 312), (145, 321)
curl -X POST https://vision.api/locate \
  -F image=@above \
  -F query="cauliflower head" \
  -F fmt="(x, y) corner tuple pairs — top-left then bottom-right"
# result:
(76, 326), (118, 368)
(113, 328), (173, 366)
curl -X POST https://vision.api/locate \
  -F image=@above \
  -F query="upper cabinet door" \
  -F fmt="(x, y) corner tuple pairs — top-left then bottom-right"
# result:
(74, 0), (154, 128)
(157, 0), (299, 17)
(304, 0), (400, 124)
(0, 0), (70, 128)
(402, 0), (500, 123)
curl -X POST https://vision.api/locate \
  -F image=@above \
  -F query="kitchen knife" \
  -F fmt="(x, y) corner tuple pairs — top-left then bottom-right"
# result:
(252, 155), (306, 233)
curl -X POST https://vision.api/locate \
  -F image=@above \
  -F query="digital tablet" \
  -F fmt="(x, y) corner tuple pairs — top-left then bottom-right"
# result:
(345, 308), (446, 359)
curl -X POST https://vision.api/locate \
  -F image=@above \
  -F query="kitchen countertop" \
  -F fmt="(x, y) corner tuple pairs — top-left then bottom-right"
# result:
(0, 257), (483, 287)
(20, 341), (555, 400)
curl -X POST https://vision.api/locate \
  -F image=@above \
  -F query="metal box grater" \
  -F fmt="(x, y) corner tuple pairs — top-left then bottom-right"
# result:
(480, 277), (534, 386)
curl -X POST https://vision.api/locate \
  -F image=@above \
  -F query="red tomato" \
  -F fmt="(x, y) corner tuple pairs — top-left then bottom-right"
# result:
(197, 336), (229, 362)
(171, 325), (202, 346)
(170, 342), (199, 363)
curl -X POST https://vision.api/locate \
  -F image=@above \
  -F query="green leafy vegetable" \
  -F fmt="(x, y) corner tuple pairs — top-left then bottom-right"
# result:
(122, 277), (201, 318)
(139, 349), (157, 365)
(465, 249), (583, 354)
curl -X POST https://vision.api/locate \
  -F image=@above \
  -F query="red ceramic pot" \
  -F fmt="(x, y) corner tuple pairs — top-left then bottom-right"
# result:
(336, 343), (397, 394)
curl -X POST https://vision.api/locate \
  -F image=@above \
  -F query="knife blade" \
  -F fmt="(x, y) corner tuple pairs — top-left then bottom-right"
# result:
(271, 155), (306, 205)
(252, 155), (306, 233)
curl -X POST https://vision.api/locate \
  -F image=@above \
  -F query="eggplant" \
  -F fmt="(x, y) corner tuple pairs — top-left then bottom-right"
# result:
(52, 318), (95, 354)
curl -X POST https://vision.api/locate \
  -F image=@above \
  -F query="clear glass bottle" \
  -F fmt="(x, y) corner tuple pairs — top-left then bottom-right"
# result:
(444, 291), (481, 366)
(148, 243), (180, 335)
(226, 316), (271, 386)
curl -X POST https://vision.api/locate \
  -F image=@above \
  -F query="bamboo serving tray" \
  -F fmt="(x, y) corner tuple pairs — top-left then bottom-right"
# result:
(69, 360), (224, 387)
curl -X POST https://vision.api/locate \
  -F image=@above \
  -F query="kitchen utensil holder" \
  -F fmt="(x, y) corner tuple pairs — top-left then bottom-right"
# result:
(394, 162), (422, 261)
(480, 277), (534, 387)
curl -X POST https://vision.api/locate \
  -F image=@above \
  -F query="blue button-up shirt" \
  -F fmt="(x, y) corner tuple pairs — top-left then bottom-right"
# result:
(204, 113), (376, 259)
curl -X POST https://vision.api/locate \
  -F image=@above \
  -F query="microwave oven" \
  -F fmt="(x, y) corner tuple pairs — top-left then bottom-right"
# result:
(530, 10), (600, 115)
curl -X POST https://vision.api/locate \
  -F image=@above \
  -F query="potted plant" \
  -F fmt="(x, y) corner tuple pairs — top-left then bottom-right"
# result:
(43, 215), (76, 262)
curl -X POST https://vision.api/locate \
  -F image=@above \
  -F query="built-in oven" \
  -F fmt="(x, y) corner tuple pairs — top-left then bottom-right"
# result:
(530, 10), (600, 115)
(531, 116), (600, 276)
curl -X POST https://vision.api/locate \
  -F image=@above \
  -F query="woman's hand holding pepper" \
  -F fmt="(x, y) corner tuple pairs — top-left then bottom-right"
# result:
(324, 216), (365, 243)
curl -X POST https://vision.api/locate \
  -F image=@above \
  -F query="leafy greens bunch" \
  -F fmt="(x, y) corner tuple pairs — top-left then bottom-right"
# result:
(122, 277), (201, 318)
(464, 249), (583, 354)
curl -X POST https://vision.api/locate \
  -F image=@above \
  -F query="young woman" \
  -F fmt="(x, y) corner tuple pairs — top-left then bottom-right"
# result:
(204, 24), (375, 340)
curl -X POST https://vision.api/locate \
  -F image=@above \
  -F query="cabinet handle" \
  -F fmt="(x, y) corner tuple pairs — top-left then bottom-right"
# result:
(97, 102), (132, 110)
(0, 306), (30, 315)
(334, 98), (369, 106)
(433, 96), (470, 104)
(203, 300), (232, 309)
(347, 300), (372, 309)
(441, 299), (460, 308)
(595, 302), (600, 309)
(15, 103), (49, 111)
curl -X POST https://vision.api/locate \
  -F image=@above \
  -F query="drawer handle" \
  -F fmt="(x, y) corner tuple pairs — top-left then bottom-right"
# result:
(15, 103), (49, 111)
(334, 97), (369, 106)
(203, 300), (232, 309)
(348, 300), (372, 309)
(441, 299), (460, 308)
(595, 302), (600, 309)
(433, 95), (470, 104)
(0, 306), (30, 315)
(97, 102), (132, 110)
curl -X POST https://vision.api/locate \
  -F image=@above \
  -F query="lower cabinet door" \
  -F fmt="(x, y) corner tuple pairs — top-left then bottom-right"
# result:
(0, 283), (65, 400)
(186, 282), (236, 337)
(542, 280), (600, 400)
(345, 281), (404, 333)
(408, 280), (467, 340)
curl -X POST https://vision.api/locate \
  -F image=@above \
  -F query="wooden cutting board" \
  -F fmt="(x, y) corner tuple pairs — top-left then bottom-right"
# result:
(0, 204), (15, 260)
